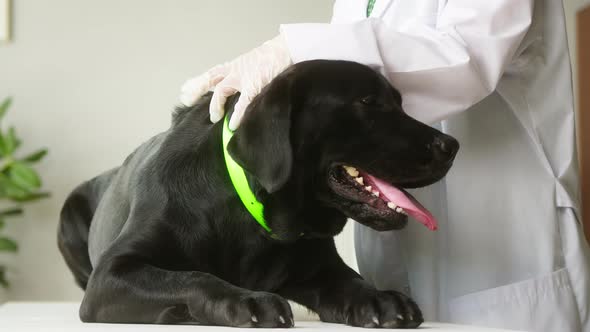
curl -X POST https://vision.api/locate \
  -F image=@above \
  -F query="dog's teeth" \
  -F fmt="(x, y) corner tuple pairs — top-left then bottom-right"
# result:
(355, 177), (364, 185)
(387, 202), (397, 209)
(365, 186), (372, 191)
(395, 207), (404, 213)
(343, 166), (359, 177)
(372, 191), (379, 197)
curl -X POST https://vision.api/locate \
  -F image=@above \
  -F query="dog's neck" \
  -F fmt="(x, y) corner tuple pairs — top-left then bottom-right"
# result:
(161, 100), (347, 243)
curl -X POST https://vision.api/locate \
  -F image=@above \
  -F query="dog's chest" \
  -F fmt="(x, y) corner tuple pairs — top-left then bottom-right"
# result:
(199, 242), (293, 292)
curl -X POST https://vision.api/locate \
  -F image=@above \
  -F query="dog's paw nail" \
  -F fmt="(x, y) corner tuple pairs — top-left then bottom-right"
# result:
(382, 320), (401, 329)
(372, 316), (380, 325)
(279, 315), (286, 324)
(397, 314), (404, 320)
(251, 315), (258, 323)
(290, 317), (294, 326)
(409, 314), (414, 321)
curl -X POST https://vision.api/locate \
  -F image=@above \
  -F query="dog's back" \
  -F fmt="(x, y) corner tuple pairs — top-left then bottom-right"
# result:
(58, 93), (216, 290)
(58, 132), (168, 289)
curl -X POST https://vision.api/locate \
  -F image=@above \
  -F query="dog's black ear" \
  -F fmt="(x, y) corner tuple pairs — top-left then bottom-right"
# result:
(227, 78), (293, 193)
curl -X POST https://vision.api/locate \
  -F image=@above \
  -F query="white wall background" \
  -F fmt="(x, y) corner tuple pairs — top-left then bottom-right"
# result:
(0, 0), (587, 302)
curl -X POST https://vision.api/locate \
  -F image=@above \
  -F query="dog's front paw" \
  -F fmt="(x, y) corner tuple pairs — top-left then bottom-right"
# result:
(225, 291), (294, 328)
(340, 290), (423, 329)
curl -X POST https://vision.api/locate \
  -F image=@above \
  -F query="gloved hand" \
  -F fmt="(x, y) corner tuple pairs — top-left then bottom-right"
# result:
(180, 34), (292, 130)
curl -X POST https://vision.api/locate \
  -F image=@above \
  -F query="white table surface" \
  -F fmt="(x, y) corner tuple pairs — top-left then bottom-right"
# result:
(0, 302), (523, 332)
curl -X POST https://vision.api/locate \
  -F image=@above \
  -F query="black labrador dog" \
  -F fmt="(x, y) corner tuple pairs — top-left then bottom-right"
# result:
(58, 60), (458, 328)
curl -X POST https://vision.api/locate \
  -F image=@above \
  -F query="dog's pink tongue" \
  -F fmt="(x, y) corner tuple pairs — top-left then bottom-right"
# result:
(366, 175), (438, 231)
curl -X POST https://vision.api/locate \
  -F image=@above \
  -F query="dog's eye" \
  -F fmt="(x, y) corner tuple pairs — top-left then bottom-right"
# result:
(360, 96), (377, 106)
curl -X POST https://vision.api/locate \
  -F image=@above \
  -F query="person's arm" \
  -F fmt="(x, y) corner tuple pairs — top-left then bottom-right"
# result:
(280, 0), (533, 124)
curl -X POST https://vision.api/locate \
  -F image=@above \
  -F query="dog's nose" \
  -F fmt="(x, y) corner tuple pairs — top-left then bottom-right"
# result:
(432, 135), (459, 159)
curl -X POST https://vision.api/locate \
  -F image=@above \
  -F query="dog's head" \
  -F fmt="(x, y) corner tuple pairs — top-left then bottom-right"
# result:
(228, 60), (458, 240)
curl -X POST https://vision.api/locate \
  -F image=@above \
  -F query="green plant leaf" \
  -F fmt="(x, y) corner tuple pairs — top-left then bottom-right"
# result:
(0, 237), (18, 252)
(12, 192), (50, 202)
(0, 173), (30, 199)
(2, 186), (29, 200)
(0, 97), (12, 121)
(8, 162), (41, 191)
(21, 149), (48, 163)
(0, 132), (7, 157)
(0, 267), (9, 288)
(4, 127), (21, 154)
(0, 207), (23, 217)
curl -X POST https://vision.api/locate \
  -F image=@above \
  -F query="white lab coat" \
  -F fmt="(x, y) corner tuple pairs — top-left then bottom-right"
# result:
(280, 1), (590, 331)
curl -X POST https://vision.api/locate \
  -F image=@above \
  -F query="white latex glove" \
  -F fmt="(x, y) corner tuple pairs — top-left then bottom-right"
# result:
(180, 34), (292, 130)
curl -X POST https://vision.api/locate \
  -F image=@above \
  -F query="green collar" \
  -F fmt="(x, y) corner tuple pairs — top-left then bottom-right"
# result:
(222, 115), (273, 234)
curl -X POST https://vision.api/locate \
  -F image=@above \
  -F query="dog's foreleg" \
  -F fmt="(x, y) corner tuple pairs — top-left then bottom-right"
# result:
(280, 256), (423, 329)
(80, 251), (293, 327)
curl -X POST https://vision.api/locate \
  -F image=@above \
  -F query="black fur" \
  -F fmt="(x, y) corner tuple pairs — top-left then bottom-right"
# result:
(58, 60), (458, 328)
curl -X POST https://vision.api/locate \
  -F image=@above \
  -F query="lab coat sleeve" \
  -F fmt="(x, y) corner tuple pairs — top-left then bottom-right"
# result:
(279, 1), (533, 124)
